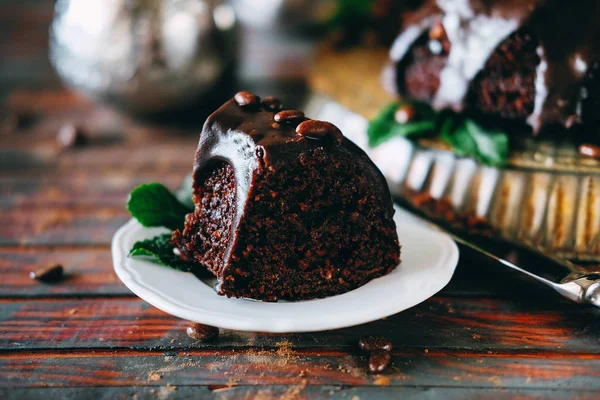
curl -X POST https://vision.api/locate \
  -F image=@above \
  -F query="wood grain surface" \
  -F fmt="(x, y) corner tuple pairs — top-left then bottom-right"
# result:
(2, 297), (599, 352)
(1, 1), (599, 399)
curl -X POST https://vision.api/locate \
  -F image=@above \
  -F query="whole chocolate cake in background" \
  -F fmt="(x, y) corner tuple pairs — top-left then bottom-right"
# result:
(172, 92), (401, 301)
(384, 0), (600, 139)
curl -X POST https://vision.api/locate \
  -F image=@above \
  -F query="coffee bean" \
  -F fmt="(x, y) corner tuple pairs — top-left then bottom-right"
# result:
(295, 120), (344, 142)
(234, 91), (260, 107)
(579, 143), (600, 159)
(369, 350), (391, 373)
(296, 120), (328, 137)
(359, 336), (392, 352)
(429, 22), (446, 41)
(57, 124), (86, 149)
(186, 323), (219, 341)
(394, 105), (416, 124)
(274, 110), (305, 123)
(262, 96), (282, 111)
(29, 264), (64, 282)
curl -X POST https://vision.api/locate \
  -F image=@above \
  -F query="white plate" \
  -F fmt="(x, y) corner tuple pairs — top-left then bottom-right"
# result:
(112, 205), (459, 333)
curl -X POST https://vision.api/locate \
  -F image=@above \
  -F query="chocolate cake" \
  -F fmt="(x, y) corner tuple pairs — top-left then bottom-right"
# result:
(384, 0), (600, 138)
(172, 92), (401, 301)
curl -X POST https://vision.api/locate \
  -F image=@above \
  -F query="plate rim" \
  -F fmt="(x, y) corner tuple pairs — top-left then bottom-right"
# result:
(112, 206), (459, 332)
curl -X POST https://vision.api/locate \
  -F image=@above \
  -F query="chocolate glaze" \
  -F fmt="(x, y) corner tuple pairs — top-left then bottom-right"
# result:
(387, 0), (600, 134)
(191, 95), (396, 286)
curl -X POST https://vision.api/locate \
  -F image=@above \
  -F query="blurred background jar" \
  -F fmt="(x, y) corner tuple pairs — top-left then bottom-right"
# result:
(50, 0), (237, 114)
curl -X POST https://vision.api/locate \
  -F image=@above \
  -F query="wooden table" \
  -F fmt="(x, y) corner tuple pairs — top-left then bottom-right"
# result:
(2, 2), (600, 399)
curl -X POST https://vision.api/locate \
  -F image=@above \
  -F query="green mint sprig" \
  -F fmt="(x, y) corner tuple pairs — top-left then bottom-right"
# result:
(130, 233), (193, 272)
(127, 183), (192, 231)
(126, 182), (193, 270)
(367, 101), (435, 147)
(368, 102), (509, 167)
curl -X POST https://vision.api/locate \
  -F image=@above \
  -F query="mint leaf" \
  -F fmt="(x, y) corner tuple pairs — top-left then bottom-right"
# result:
(127, 183), (192, 231)
(130, 233), (193, 272)
(370, 101), (510, 166)
(464, 120), (509, 166)
(441, 118), (509, 167)
(368, 102), (435, 147)
(440, 118), (477, 157)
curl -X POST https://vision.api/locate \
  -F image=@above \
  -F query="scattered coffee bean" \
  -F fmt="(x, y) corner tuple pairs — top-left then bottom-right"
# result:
(262, 96), (282, 111)
(429, 22), (446, 40)
(271, 122), (281, 129)
(234, 91), (260, 107)
(274, 110), (305, 123)
(186, 323), (219, 341)
(368, 350), (391, 374)
(359, 336), (393, 352)
(57, 124), (86, 149)
(579, 143), (600, 159)
(29, 264), (64, 282)
(394, 105), (416, 124)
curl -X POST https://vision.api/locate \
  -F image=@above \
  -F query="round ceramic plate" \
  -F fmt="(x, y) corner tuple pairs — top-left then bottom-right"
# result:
(112, 205), (459, 333)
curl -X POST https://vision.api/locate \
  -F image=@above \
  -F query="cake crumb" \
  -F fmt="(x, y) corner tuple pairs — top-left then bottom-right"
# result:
(374, 375), (390, 386)
(148, 372), (162, 381)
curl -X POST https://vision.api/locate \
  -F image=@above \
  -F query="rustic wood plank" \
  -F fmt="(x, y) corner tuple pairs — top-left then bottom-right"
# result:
(2, 386), (598, 400)
(2, 297), (598, 352)
(2, 349), (600, 389)
(0, 1), (55, 95)
(0, 207), (129, 246)
(0, 248), (128, 297)
(0, 143), (196, 176)
(0, 174), (185, 208)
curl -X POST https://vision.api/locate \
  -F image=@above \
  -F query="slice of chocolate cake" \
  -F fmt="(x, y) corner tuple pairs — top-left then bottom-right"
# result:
(172, 92), (401, 301)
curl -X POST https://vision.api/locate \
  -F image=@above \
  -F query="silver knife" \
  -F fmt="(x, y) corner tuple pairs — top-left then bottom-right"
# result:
(394, 197), (600, 307)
